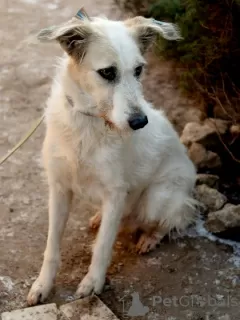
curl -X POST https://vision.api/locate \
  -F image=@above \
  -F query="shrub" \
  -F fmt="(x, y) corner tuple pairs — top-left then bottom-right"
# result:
(148, 0), (240, 122)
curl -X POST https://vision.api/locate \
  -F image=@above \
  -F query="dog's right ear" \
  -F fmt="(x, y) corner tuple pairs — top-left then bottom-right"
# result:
(36, 21), (93, 61)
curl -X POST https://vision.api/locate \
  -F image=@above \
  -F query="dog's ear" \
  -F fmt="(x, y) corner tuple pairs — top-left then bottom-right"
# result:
(125, 16), (182, 54)
(36, 20), (93, 61)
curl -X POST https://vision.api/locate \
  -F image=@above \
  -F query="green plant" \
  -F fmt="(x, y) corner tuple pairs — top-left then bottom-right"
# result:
(148, 0), (240, 121)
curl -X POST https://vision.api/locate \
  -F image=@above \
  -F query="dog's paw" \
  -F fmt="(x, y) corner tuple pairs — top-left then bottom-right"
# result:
(27, 277), (53, 306)
(136, 233), (159, 254)
(75, 272), (105, 298)
(89, 212), (101, 230)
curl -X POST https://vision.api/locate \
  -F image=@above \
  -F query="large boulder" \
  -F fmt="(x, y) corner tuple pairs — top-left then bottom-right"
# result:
(181, 122), (215, 147)
(188, 143), (221, 169)
(204, 118), (230, 135)
(230, 124), (240, 136)
(205, 204), (240, 233)
(195, 184), (227, 212)
(196, 174), (219, 188)
(180, 119), (230, 148)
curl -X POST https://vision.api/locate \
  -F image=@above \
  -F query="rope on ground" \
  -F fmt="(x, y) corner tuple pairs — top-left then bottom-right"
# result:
(0, 115), (44, 165)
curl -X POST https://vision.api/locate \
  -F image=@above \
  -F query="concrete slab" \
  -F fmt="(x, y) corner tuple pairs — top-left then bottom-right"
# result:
(1, 304), (58, 320)
(60, 296), (119, 320)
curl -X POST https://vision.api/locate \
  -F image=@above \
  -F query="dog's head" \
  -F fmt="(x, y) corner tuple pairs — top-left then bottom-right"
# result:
(36, 15), (181, 131)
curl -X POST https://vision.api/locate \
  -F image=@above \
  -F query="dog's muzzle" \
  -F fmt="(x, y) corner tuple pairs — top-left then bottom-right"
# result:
(128, 113), (148, 130)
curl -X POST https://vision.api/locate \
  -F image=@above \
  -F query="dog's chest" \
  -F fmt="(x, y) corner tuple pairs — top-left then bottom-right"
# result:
(71, 159), (104, 203)
(70, 142), (126, 202)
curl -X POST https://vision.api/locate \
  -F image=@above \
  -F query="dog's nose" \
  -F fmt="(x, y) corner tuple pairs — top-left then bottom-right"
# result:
(128, 114), (148, 130)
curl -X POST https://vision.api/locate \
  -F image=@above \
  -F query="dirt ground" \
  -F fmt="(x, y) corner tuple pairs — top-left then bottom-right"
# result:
(1, 0), (240, 319)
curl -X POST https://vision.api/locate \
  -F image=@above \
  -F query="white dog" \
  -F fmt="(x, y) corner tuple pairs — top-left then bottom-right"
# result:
(27, 14), (197, 306)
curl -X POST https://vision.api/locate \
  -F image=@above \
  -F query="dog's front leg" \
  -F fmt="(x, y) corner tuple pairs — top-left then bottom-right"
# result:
(76, 190), (126, 298)
(27, 186), (72, 306)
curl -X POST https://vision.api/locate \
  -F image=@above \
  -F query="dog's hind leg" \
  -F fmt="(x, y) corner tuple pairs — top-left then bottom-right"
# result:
(136, 227), (167, 254)
(27, 186), (72, 306)
(76, 190), (126, 298)
(135, 183), (196, 254)
(88, 191), (140, 232)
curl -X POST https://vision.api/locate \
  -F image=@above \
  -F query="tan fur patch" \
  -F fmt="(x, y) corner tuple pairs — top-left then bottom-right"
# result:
(124, 16), (148, 27)
(67, 58), (81, 81)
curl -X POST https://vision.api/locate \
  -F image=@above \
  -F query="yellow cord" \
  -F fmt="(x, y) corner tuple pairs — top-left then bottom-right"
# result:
(1, 8), (91, 166)
(0, 115), (44, 165)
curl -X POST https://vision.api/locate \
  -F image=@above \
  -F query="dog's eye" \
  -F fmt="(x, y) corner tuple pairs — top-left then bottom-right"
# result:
(134, 65), (143, 78)
(97, 67), (117, 82)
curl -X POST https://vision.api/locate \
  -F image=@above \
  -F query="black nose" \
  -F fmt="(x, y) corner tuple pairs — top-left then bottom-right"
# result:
(128, 114), (148, 130)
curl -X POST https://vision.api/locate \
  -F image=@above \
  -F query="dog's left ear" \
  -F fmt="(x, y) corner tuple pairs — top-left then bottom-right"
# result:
(125, 16), (182, 54)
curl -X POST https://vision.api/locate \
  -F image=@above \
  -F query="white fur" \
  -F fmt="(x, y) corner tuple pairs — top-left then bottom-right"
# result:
(27, 16), (197, 305)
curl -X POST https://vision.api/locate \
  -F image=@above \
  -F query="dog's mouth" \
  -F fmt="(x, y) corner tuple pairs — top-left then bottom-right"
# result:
(75, 108), (117, 130)
(98, 113), (117, 130)
(102, 117), (115, 129)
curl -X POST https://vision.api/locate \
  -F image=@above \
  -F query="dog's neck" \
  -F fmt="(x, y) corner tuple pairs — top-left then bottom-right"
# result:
(62, 66), (97, 117)
(65, 94), (95, 118)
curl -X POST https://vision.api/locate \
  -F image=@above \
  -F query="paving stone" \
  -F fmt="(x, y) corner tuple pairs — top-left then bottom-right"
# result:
(1, 303), (57, 320)
(60, 296), (119, 320)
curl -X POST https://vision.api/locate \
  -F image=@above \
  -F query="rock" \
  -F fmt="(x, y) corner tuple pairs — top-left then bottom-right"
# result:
(188, 143), (222, 169)
(230, 124), (240, 136)
(188, 143), (206, 165)
(195, 184), (227, 212)
(202, 150), (222, 169)
(180, 119), (229, 148)
(1, 304), (57, 320)
(196, 174), (219, 188)
(205, 204), (240, 233)
(60, 295), (120, 319)
(181, 122), (215, 147)
(204, 118), (230, 135)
